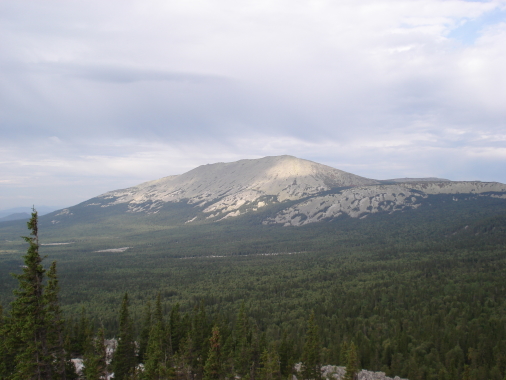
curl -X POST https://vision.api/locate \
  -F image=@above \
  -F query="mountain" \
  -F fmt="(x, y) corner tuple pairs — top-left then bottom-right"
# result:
(1, 155), (506, 380)
(0, 212), (30, 223)
(383, 177), (451, 183)
(99, 155), (377, 210)
(0, 206), (65, 219)
(265, 181), (506, 226)
(43, 155), (506, 228)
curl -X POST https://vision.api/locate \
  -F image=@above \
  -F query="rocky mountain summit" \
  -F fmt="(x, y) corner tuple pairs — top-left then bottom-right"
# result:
(52, 155), (506, 227)
(90, 155), (377, 218)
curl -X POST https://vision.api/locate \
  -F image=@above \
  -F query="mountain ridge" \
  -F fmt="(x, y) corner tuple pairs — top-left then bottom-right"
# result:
(39, 155), (506, 227)
(93, 155), (378, 215)
(0, 212), (30, 223)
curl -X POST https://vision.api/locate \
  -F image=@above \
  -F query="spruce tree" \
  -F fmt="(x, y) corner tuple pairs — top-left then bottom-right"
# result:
(44, 260), (69, 378)
(112, 293), (137, 380)
(204, 325), (223, 380)
(143, 294), (172, 380)
(7, 209), (54, 379)
(138, 300), (152, 363)
(258, 348), (281, 380)
(339, 341), (348, 366)
(176, 334), (194, 380)
(169, 303), (182, 354)
(278, 331), (294, 377)
(83, 328), (108, 380)
(344, 342), (359, 380)
(143, 323), (171, 379)
(301, 311), (321, 380)
(73, 308), (93, 357)
(64, 334), (79, 380)
(191, 302), (209, 378)
(234, 302), (251, 378)
(0, 304), (9, 379)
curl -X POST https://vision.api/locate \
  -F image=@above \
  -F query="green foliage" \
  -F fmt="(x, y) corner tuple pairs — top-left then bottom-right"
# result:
(1, 209), (68, 379)
(279, 332), (295, 377)
(112, 293), (137, 380)
(44, 261), (69, 378)
(68, 308), (93, 358)
(83, 328), (108, 380)
(175, 334), (195, 380)
(204, 325), (223, 380)
(234, 301), (251, 377)
(138, 300), (152, 363)
(258, 347), (281, 380)
(191, 302), (211, 378)
(344, 342), (359, 380)
(169, 302), (182, 354)
(0, 199), (506, 379)
(0, 304), (8, 379)
(301, 311), (321, 380)
(143, 323), (171, 379)
(143, 294), (172, 380)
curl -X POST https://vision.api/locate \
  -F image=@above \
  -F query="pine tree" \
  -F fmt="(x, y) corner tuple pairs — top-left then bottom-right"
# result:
(339, 341), (349, 366)
(234, 302), (251, 378)
(169, 303), (182, 354)
(249, 325), (265, 380)
(7, 209), (54, 379)
(84, 328), (108, 380)
(44, 260), (69, 378)
(112, 293), (137, 380)
(462, 364), (471, 380)
(204, 325), (223, 380)
(258, 348), (281, 380)
(301, 311), (321, 380)
(153, 292), (164, 327)
(175, 334), (194, 380)
(143, 323), (172, 379)
(71, 307), (93, 357)
(138, 300), (152, 363)
(144, 294), (172, 380)
(64, 334), (79, 380)
(191, 302), (209, 378)
(344, 342), (359, 380)
(0, 304), (9, 379)
(278, 331), (294, 377)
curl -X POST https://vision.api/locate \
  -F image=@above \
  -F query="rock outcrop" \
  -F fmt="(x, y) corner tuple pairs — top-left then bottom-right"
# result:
(91, 155), (378, 218)
(264, 181), (506, 226)
(294, 364), (407, 380)
(50, 155), (506, 227)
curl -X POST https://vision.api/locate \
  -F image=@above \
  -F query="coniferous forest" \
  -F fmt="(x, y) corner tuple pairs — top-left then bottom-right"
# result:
(1, 199), (506, 380)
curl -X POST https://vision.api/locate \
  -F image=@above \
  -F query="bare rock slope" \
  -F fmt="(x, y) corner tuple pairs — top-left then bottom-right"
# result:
(93, 155), (378, 218)
(75, 155), (506, 227)
(265, 181), (506, 226)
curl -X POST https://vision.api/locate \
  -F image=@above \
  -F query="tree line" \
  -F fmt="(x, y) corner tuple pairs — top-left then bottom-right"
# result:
(0, 211), (361, 380)
(2, 209), (506, 380)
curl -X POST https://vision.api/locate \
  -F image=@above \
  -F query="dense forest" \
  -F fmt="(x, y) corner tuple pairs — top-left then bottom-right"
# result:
(1, 197), (506, 379)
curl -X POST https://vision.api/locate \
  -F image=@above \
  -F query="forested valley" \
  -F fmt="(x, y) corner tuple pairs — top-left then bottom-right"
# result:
(1, 198), (506, 380)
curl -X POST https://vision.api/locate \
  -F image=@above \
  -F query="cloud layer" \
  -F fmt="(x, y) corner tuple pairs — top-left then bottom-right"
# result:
(1, 0), (505, 208)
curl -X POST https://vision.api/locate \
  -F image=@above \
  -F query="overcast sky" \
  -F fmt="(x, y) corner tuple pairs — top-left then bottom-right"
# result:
(1, 0), (505, 209)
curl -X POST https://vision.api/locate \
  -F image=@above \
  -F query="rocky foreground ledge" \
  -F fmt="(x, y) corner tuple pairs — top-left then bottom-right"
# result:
(72, 340), (406, 380)
(294, 364), (407, 380)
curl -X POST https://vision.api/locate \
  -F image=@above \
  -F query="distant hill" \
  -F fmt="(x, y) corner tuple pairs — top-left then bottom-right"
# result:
(0, 212), (30, 222)
(34, 155), (505, 229)
(0, 155), (505, 380)
(0, 206), (64, 219)
(383, 177), (451, 183)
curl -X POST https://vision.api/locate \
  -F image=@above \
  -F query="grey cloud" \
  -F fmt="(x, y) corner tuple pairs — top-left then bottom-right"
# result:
(56, 63), (227, 84)
(1, 0), (505, 208)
